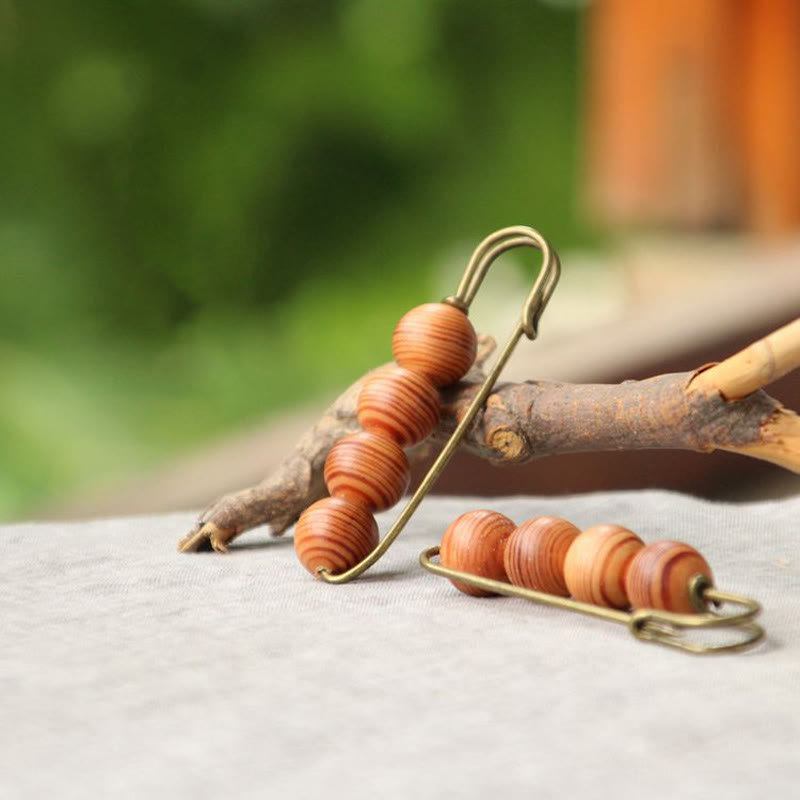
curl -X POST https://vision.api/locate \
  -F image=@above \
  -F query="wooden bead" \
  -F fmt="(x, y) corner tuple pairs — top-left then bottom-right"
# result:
(503, 516), (580, 596)
(357, 366), (440, 448)
(625, 540), (714, 614)
(294, 497), (379, 577)
(324, 431), (410, 511)
(563, 524), (644, 609)
(392, 302), (478, 386)
(439, 510), (515, 597)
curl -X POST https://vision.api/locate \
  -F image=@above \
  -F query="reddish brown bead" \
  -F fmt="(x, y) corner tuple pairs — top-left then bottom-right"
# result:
(392, 302), (477, 386)
(503, 516), (581, 596)
(324, 431), (410, 512)
(563, 524), (644, 609)
(626, 540), (714, 614)
(294, 497), (379, 577)
(439, 510), (516, 597)
(357, 366), (440, 448)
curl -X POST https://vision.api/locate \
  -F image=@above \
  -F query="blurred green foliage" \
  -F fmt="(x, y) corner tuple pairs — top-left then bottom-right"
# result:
(0, 0), (594, 518)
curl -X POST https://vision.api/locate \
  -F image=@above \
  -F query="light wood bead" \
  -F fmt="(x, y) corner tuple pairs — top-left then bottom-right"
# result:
(324, 431), (410, 512)
(294, 497), (379, 577)
(392, 302), (478, 386)
(563, 524), (644, 609)
(357, 366), (440, 448)
(439, 510), (516, 597)
(503, 516), (581, 596)
(626, 540), (714, 614)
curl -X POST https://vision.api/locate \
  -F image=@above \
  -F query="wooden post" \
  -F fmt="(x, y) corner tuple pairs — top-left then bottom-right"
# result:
(584, 0), (800, 234)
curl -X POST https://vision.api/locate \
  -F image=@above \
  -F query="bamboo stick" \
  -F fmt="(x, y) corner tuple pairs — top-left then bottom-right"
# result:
(691, 318), (800, 399)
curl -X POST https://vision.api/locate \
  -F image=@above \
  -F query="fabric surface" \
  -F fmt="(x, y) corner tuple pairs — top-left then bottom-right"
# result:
(2, 490), (799, 799)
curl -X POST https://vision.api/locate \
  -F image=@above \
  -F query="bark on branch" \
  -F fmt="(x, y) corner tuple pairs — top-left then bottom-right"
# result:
(178, 320), (800, 553)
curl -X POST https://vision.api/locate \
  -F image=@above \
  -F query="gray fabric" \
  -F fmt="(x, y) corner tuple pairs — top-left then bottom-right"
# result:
(2, 490), (799, 799)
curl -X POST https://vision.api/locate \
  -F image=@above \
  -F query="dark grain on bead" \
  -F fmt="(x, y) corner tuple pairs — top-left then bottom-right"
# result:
(294, 497), (379, 577)
(503, 516), (580, 596)
(357, 366), (441, 448)
(439, 509), (516, 597)
(626, 539), (714, 614)
(324, 431), (410, 511)
(392, 302), (478, 386)
(563, 524), (644, 609)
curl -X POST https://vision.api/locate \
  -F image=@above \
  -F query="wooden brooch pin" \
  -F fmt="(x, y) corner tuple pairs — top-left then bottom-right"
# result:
(421, 511), (764, 654)
(294, 225), (561, 583)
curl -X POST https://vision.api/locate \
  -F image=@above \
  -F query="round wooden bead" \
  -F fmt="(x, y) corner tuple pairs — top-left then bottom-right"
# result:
(439, 510), (516, 597)
(503, 516), (581, 596)
(294, 497), (379, 577)
(324, 431), (410, 512)
(357, 366), (440, 448)
(625, 540), (714, 614)
(392, 302), (478, 386)
(563, 524), (645, 609)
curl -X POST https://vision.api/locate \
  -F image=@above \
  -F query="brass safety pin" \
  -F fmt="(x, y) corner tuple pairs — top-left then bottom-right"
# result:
(419, 547), (764, 654)
(318, 226), (561, 584)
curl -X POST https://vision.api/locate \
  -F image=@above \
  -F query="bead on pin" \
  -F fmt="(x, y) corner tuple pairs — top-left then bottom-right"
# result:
(294, 226), (561, 584)
(421, 513), (764, 655)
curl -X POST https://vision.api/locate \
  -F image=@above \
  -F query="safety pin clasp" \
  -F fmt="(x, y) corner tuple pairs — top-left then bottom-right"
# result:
(419, 547), (765, 655)
(628, 578), (764, 654)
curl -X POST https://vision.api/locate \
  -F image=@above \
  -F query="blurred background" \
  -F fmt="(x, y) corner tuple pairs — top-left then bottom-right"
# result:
(1, 0), (798, 522)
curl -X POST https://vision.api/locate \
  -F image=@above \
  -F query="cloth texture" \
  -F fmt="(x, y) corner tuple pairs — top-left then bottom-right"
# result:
(2, 490), (799, 799)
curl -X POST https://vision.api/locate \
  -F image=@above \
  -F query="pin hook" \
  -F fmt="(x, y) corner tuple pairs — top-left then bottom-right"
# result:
(318, 226), (561, 584)
(447, 226), (561, 339)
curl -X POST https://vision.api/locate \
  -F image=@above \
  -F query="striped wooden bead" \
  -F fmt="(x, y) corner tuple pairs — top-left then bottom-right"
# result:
(439, 509), (516, 597)
(563, 524), (644, 609)
(392, 302), (478, 386)
(626, 540), (714, 614)
(357, 366), (440, 448)
(324, 431), (410, 512)
(294, 497), (379, 577)
(503, 516), (581, 596)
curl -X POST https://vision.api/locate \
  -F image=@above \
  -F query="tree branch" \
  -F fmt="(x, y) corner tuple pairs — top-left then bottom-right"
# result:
(178, 321), (800, 553)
